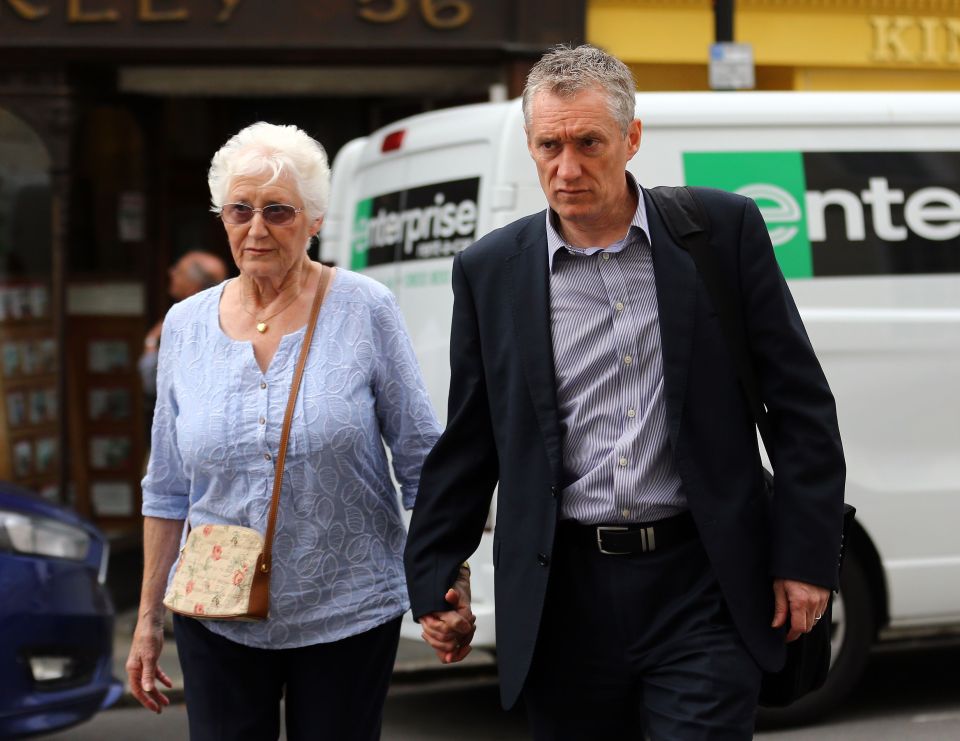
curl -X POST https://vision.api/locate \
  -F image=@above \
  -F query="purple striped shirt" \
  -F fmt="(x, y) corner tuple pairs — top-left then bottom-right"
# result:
(547, 175), (686, 524)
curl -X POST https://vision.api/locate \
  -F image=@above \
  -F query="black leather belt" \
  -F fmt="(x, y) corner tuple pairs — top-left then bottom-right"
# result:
(558, 511), (697, 555)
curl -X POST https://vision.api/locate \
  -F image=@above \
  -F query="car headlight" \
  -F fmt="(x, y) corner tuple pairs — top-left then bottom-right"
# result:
(0, 510), (91, 561)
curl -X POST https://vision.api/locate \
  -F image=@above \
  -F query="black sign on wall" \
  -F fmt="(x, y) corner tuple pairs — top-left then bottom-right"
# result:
(0, 0), (586, 54)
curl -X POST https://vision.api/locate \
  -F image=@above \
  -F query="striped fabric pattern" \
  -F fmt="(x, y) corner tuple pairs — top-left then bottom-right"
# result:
(547, 182), (686, 524)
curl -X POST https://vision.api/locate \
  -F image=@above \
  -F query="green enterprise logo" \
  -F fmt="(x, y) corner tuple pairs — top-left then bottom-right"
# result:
(683, 152), (813, 279)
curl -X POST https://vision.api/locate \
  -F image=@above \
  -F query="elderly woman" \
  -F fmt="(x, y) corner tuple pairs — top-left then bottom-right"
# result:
(126, 122), (442, 740)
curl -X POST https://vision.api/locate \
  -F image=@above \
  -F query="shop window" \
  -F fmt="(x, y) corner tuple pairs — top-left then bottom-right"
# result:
(0, 108), (52, 282)
(69, 105), (147, 277)
(0, 108), (60, 503)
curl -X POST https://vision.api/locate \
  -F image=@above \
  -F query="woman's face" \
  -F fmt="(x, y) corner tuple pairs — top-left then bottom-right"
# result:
(222, 172), (322, 282)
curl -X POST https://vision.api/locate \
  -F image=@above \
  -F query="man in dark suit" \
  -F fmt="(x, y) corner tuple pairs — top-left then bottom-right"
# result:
(404, 44), (845, 740)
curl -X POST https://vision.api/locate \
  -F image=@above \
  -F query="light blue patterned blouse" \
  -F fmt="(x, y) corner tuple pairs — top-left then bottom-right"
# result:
(141, 269), (441, 649)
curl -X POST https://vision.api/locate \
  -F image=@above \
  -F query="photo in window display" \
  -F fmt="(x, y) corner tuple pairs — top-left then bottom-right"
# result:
(35, 437), (57, 474)
(2, 342), (20, 377)
(0, 284), (49, 321)
(28, 388), (56, 425)
(89, 388), (132, 421)
(20, 342), (39, 375)
(88, 340), (130, 373)
(29, 285), (49, 318)
(0, 340), (56, 378)
(5, 391), (25, 427)
(37, 338), (56, 373)
(90, 435), (132, 469)
(12, 439), (32, 477)
(91, 481), (134, 517)
(7, 287), (31, 320)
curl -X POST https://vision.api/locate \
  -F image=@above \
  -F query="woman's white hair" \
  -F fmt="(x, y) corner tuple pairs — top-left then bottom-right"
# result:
(522, 44), (636, 134)
(208, 122), (330, 220)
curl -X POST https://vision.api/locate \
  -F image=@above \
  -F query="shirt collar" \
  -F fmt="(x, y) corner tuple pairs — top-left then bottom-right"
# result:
(546, 172), (650, 272)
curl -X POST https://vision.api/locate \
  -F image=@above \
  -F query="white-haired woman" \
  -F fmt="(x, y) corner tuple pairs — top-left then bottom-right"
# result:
(126, 122), (442, 740)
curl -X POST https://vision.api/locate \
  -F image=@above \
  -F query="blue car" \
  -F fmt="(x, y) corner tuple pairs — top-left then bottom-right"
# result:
(0, 483), (123, 738)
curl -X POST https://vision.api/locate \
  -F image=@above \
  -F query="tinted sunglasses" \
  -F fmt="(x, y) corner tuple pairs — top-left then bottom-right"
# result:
(218, 203), (303, 226)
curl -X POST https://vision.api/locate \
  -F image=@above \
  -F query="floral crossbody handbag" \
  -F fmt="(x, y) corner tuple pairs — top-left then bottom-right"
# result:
(162, 265), (333, 621)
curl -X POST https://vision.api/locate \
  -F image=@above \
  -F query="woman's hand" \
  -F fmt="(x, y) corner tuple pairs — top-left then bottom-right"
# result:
(126, 612), (173, 713)
(129, 517), (184, 712)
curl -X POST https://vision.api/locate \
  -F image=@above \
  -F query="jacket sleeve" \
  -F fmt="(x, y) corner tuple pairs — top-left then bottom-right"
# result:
(404, 250), (500, 619)
(737, 197), (846, 589)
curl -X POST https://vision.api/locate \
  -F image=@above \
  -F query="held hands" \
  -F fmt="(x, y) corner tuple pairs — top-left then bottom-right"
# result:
(419, 564), (477, 664)
(125, 612), (174, 713)
(772, 578), (831, 642)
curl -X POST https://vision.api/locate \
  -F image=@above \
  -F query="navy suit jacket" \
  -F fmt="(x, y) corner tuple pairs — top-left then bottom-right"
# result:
(404, 186), (846, 709)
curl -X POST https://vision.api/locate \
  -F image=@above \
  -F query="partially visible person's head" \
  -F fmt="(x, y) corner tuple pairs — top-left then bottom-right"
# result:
(522, 44), (636, 135)
(168, 251), (228, 301)
(207, 122), (330, 222)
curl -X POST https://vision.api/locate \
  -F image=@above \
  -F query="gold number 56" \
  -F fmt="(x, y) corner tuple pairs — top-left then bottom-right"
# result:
(357, 0), (472, 29)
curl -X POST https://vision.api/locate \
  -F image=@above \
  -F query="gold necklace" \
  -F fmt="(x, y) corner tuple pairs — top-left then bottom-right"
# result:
(239, 279), (304, 334)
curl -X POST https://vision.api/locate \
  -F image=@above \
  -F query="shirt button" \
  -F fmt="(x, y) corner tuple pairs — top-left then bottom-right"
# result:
(601, 253), (610, 261)
(623, 355), (633, 365)
(259, 417), (266, 425)
(622, 508), (631, 518)
(627, 408), (637, 418)
(619, 457), (628, 467)
(264, 453), (272, 461)
(260, 382), (267, 390)
(615, 301), (625, 312)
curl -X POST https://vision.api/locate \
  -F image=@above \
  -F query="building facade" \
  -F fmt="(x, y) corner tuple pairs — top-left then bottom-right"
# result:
(1, 0), (956, 543)
(0, 0), (586, 540)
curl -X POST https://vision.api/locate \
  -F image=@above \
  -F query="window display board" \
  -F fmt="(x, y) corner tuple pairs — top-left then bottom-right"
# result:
(0, 283), (61, 503)
(66, 315), (146, 532)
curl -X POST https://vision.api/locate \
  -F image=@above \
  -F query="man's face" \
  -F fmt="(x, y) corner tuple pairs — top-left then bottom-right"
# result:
(526, 87), (641, 234)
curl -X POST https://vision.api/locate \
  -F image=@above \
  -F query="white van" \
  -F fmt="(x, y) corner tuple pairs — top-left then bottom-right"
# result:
(321, 93), (960, 724)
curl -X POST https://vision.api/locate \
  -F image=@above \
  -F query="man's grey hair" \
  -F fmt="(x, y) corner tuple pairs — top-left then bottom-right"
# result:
(522, 44), (636, 134)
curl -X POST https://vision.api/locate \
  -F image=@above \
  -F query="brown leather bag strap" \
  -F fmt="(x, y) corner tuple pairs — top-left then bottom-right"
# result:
(259, 264), (333, 575)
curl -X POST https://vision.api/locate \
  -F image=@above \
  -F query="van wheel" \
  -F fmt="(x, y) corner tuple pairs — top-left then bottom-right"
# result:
(756, 549), (874, 729)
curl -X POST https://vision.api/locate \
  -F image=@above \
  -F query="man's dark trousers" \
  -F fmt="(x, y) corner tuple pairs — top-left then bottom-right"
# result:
(523, 521), (762, 741)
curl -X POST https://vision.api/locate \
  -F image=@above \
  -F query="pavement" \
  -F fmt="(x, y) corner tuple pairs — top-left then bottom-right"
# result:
(111, 608), (497, 706)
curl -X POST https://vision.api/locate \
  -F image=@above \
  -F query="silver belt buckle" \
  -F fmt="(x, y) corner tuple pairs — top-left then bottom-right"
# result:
(596, 525), (629, 555)
(596, 525), (657, 555)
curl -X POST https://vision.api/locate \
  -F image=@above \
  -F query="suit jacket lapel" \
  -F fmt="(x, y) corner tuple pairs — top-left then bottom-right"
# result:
(644, 188), (697, 452)
(506, 214), (564, 485)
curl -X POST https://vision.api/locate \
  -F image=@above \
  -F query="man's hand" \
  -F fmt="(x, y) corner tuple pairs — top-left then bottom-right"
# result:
(772, 578), (831, 642)
(419, 566), (476, 664)
(125, 613), (173, 713)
